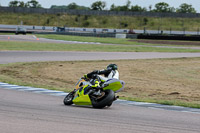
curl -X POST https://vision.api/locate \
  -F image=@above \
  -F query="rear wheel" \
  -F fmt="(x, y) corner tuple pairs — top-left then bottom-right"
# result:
(92, 89), (115, 109)
(63, 92), (74, 105)
(107, 102), (113, 107)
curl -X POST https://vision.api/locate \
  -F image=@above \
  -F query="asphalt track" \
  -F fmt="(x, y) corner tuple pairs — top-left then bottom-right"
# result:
(1, 88), (200, 133)
(2, 51), (200, 64)
(0, 35), (200, 133)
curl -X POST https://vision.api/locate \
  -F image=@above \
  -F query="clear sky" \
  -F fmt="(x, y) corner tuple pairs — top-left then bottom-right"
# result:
(1, 0), (199, 12)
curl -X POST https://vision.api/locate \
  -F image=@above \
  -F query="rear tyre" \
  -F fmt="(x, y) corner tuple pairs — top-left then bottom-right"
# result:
(107, 102), (113, 107)
(92, 89), (115, 109)
(63, 92), (74, 105)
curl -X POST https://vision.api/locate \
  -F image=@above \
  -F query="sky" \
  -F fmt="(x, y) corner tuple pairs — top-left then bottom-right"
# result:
(0, 0), (199, 12)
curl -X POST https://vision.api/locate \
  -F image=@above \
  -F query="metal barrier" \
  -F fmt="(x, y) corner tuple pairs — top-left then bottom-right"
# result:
(36, 32), (138, 39)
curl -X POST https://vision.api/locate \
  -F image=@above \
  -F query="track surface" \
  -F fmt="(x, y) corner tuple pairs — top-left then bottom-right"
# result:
(1, 51), (200, 64)
(0, 35), (200, 133)
(0, 88), (200, 133)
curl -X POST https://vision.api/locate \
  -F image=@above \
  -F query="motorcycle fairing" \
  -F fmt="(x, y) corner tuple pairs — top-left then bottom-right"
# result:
(103, 79), (125, 93)
(75, 78), (91, 90)
(72, 85), (92, 105)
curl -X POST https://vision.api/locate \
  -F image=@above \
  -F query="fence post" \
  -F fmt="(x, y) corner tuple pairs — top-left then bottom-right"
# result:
(183, 28), (185, 35)
(144, 27), (146, 34)
(170, 28), (172, 34)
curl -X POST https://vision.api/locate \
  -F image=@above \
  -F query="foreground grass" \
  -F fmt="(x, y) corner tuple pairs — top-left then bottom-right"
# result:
(0, 58), (200, 108)
(1, 41), (200, 52)
(0, 33), (15, 35)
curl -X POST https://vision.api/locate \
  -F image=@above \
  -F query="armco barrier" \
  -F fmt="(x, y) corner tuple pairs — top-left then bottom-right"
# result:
(138, 34), (200, 41)
(36, 32), (138, 39)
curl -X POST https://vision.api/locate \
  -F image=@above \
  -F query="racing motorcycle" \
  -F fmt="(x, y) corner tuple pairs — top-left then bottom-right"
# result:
(63, 76), (125, 108)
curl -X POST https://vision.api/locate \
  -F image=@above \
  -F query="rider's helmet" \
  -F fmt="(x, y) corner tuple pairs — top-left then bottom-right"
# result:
(107, 64), (118, 70)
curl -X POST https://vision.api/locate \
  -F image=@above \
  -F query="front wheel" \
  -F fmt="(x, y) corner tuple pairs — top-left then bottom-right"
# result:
(92, 89), (115, 109)
(63, 92), (74, 105)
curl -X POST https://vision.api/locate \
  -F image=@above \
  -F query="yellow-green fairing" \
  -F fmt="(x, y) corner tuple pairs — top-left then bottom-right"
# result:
(72, 85), (92, 105)
(103, 81), (123, 92)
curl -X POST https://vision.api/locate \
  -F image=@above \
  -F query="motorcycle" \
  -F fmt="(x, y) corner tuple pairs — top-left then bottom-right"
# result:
(63, 76), (125, 108)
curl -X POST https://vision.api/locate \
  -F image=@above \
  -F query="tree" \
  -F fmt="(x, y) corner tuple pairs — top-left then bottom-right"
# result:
(9, 0), (42, 8)
(67, 2), (78, 9)
(125, 0), (131, 10)
(176, 3), (196, 13)
(149, 5), (152, 12)
(26, 0), (42, 8)
(154, 2), (170, 12)
(130, 5), (147, 12)
(19, 1), (25, 7)
(9, 0), (19, 7)
(50, 3), (89, 10)
(110, 4), (116, 11)
(91, 1), (106, 10)
(110, 0), (131, 11)
(168, 7), (176, 13)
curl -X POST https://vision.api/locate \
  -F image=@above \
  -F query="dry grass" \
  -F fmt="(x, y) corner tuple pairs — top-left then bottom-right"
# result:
(0, 58), (200, 107)
(1, 12), (200, 31)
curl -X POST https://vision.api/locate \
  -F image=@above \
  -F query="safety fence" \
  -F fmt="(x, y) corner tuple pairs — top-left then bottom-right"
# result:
(1, 6), (200, 18)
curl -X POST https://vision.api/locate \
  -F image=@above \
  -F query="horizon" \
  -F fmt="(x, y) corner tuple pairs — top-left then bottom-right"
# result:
(0, 0), (199, 13)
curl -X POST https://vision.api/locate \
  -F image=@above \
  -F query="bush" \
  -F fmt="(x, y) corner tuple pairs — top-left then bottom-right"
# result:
(46, 18), (50, 25)
(120, 22), (128, 28)
(102, 19), (107, 24)
(84, 15), (89, 20)
(83, 21), (90, 27)
(143, 18), (148, 25)
(75, 17), (79, 22)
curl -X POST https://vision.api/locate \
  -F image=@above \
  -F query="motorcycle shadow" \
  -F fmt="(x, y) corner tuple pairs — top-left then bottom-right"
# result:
(62, 104), (113, 109)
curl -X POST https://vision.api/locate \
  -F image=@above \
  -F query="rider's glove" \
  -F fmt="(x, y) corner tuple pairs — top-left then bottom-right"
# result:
(91, 80), (100, 88)
(83, 74), (88, 79)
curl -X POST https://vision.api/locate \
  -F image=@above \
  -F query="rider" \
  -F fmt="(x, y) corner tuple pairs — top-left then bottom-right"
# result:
(84, 64), (119, 88)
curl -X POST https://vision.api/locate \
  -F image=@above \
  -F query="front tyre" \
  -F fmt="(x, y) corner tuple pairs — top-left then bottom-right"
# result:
(92, 89), (115, 109)
(63, 92), (74, 105)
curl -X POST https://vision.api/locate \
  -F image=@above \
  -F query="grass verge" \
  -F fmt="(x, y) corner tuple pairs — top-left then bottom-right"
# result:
(36, 34), (145, 45)
(0, 58), (200, 108)
(36, 34), (200, 47)
(1, 41), (200, 52)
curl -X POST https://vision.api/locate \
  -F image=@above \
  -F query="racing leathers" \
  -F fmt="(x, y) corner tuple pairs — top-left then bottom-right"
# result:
(85, 69), (119, 87)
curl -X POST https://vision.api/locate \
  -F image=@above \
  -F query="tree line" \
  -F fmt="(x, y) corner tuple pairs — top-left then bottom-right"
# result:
(8, 0), (41, 8)
(6, 0), (197, 13)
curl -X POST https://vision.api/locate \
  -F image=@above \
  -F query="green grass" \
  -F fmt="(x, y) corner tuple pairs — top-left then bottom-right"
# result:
(36, 34), (143, 45)
(120, 97), (200, 109)
(1, 41), (200, 52)
(1, 12), (200, 31)
(36, 34), (200, 47)
(0, 33), (15, 35)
